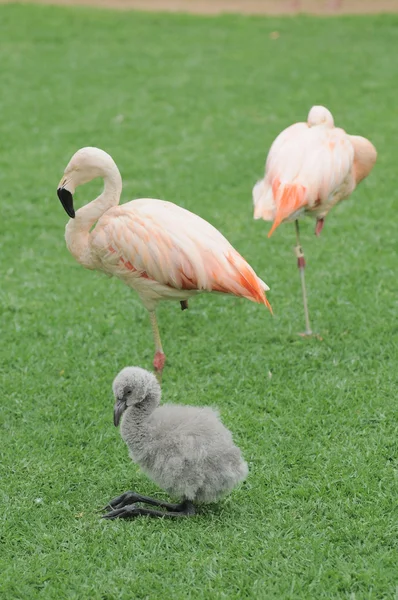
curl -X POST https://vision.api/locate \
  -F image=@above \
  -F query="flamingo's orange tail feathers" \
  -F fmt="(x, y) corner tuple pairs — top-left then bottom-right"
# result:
(227, 253), (272, 313)
(268, 183), (307, 237)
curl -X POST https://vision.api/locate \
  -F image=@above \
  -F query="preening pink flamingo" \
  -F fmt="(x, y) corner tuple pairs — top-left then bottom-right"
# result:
(253, 105), (376, 335)
(57, 147), (271, 379)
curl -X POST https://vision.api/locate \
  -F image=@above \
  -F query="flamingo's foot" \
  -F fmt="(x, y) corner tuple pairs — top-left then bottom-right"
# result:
(153, 351), (166, 375)
(297, 330), (313, 337)
(297, 331), (323, 340)
(315, 218), (325, 237)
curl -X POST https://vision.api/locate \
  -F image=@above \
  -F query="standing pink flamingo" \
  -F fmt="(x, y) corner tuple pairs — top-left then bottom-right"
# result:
(57, 147), (271, 379)
(252, 105), (376, 335)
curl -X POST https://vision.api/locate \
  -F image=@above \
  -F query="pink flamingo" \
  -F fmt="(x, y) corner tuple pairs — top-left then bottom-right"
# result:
(252, 105), (376, 335)
(57, 147), (271, 379)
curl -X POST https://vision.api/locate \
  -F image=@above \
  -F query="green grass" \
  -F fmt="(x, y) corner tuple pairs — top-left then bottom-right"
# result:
(0, 4), (397, 599)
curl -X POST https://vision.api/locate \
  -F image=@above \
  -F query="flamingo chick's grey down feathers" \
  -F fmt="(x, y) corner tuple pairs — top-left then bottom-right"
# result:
(103, 366), (248, 519)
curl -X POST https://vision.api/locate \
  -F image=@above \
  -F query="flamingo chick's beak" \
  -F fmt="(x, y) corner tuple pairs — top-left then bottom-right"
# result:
(57, 178), (75, 218)
(113, 398), (127, 427)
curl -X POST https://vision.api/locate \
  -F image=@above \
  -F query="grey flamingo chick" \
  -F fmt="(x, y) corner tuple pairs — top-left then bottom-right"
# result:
(102, 367), (248, 519)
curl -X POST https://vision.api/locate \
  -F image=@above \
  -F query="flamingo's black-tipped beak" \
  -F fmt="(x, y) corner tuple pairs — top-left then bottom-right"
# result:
(113, 398), (127, 427)
(57, 187), (75, 219)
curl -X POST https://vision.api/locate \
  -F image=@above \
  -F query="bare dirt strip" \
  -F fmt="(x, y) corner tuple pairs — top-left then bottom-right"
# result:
(1, 0), (397, 15)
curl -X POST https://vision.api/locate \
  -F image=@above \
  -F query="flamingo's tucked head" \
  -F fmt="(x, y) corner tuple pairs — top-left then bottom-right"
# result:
(57, 147), (118, 219)
(349, 135), (378, 184)
(112, 367), (160, 427)
(307, 105), (334, 128)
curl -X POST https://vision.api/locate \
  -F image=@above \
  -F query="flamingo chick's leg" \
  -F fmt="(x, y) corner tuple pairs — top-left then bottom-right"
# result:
(102, 498), (195, 519)
(102, 491), (192, 513)
(149, 311), (166, 382)
(295, 220), (312, 336)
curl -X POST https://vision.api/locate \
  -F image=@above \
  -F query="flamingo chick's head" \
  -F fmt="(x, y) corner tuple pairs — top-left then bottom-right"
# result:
(112, 367), (161, 427)
(57, 147), (118, 219)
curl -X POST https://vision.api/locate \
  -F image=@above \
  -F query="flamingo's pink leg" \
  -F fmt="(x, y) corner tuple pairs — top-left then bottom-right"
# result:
(295, 220), (312, 336)
(149, 311), (166, 382)
(315, 217), (325, 237)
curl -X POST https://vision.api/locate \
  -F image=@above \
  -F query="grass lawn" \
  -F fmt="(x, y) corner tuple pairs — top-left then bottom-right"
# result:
(0, 4), (397, 598)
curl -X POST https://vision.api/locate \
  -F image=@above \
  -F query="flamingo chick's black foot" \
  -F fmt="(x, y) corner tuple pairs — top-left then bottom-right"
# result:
(102, 492), (195, 519)
(102, 503), (195, 519)
(180, 300), (189, 310)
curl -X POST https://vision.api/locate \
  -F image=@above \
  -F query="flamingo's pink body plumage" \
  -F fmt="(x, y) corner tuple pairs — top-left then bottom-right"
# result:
(253, 105), (377, 237)
(88, 198), (270, 311)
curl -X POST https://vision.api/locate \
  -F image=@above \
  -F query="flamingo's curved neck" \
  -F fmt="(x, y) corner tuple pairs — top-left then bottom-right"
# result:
(120, 398), (158, 455)
(65, 169), (122, 267)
